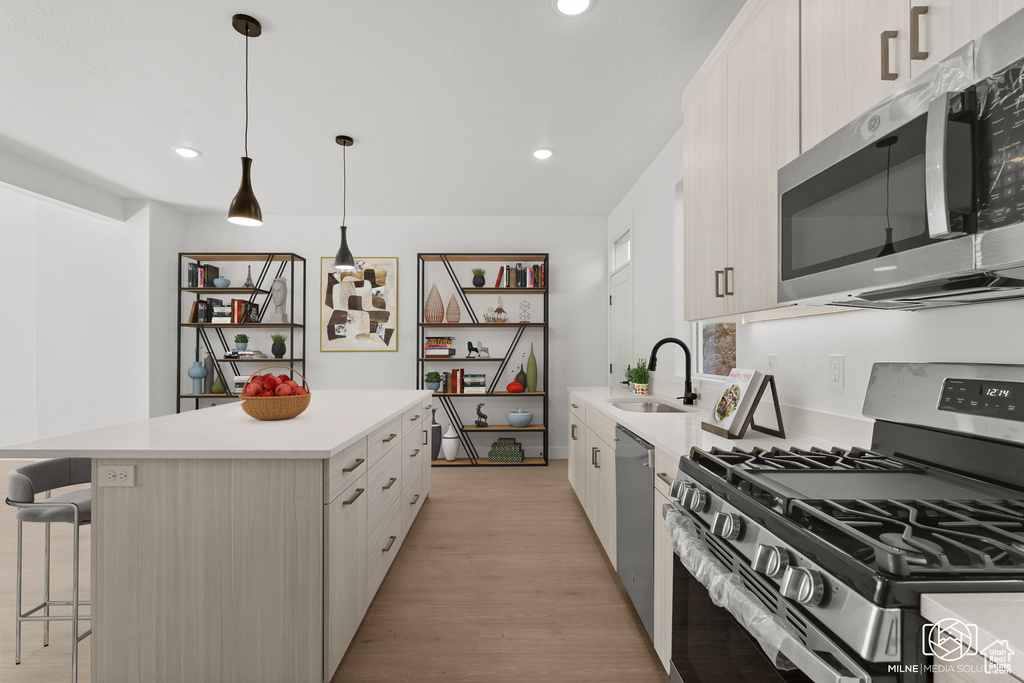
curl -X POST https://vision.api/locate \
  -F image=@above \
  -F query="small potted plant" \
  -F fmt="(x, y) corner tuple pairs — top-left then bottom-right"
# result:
(472, 268), (486, 287)
(234, 333), (249, 351)
(425, 371), (442, 392)
(631, 357), (650, 395)
(271, 333), (287, 359)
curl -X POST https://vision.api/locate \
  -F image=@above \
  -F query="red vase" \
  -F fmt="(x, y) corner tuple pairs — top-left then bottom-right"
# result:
(506, 380), (524, 393)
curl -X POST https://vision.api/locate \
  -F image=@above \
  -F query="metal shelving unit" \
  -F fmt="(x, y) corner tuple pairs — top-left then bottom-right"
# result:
(417, 253), (549, 466)
(177, 252), (306, 413)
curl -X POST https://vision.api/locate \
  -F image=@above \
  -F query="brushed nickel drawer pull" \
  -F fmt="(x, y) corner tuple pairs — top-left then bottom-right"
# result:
(342, 488), (365, 506)
(410, 414), (420, 421)
(881, 30), (898, 80)
(910, 6), (928, 60)
(422, 429), (428, 445)
(410, 449), (421, 458)
(382, 535), (396, 552)
(342, 458), (365, 473)
(594, 447), (601, 468)
(715, 270), (724, 297)
(657, 473), (674, 486)
(410, 494), (420, 505)
(591, 446), (597, 467)
(571, 402), (579, 409)
(723, 267), (734, 296)
(571, 423), (577, 441)
(382, 433), (398, 443)
(382, 477), (397, 490)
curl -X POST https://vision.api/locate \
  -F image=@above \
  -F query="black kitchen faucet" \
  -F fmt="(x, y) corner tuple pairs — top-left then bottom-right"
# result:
(649, 337), (698, 405)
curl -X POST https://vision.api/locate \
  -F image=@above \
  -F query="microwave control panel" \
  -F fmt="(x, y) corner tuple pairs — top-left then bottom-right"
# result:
(938, 377), (1024, 422)
(978, 58), (1024, 230)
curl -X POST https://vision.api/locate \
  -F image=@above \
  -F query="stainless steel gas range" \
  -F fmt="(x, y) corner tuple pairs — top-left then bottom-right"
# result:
(664, 363), (1024, 683)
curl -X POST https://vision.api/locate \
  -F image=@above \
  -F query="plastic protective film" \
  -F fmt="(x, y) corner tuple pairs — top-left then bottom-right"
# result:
(976, 57), (1024, 231)
(665, 507), (797, 671)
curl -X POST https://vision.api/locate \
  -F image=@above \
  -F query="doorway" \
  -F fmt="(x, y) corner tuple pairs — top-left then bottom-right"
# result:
(609, 226), (633, 388)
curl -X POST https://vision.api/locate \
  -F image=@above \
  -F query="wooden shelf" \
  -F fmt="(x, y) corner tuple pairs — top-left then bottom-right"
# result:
(419, 323), (546, 328)
(431, 457), (547, 466)
(432, 391), (545, 396)
(181, 287), (269, 294)
(219, 358), (304, 363)
(182, 253), (304, 262)
(179, 393), (240, 399)
(419, 357), (504, 362)
(419, 254), (546, 263)
(182, 323), (303, 328)
(462, 288), (546, 294)
(462, 425), (546, 432)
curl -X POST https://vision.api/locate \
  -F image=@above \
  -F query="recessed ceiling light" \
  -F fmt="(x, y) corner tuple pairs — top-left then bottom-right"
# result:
(532, 148), (554, 160)
(553, 0), (593, 16)
(173, 146), (202, 158)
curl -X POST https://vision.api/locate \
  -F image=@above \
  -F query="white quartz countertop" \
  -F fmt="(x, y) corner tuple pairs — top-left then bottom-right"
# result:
(0, 390), (431, 460)
(921, 593), (1024, 664)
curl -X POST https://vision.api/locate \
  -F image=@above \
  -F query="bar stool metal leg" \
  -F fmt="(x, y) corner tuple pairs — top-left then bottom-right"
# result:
(71, 511), (80, 683)
(15, 520), (22, 666)
(44, 519), (50, 647)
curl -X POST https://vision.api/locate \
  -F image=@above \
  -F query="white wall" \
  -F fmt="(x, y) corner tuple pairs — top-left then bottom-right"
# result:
(0, 185), (150, 447)
(175, 214), (608, 459)
(147, 201), (187, 417)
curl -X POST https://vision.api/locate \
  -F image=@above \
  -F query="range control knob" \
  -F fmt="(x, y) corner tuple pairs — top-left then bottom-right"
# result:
(752, 544), (790, 579)
(680, 486), (708, 512)
(780, 566), (825, 607)
(711, 512), (743, 540)
(669, 479), (685, 501)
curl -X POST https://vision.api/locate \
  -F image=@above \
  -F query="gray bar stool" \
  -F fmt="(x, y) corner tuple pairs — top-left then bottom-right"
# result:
(6, 458), (92, 683)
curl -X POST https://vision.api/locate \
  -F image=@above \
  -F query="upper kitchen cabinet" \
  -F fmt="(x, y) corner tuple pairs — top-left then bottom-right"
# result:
(682, 0), (800, 320)
(908, 1), (1024, 78)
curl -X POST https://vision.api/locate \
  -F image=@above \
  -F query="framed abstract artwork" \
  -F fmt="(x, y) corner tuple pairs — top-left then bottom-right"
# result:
(320, 257), (398, 352)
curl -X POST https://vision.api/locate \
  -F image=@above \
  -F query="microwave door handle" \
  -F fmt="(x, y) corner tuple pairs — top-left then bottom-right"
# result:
(925, 91), (962, 239)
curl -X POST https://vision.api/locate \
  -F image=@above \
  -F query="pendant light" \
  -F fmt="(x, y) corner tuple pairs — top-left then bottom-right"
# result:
(228, 14), (263, 226)
(334, 135), (357, 271)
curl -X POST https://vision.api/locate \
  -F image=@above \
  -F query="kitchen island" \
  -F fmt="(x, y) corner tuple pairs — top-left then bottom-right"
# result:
(1, 389), (433, 683)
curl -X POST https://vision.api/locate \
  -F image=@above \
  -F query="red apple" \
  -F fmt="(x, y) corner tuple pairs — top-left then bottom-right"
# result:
(243, 383), (262, 397)
(275, 383), (293, 396)
(285, 380), (299, 390)
(260, 391), (275, 397)
(262, 375), (281, 390)
(292, 386), (307, 396)
(277, 374), (291, 383)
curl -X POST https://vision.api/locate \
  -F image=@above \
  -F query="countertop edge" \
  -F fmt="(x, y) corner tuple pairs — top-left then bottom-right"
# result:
(921, 593), (1024, 666)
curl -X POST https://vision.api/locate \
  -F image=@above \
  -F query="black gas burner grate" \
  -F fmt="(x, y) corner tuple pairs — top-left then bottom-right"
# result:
(693, 445), (919, 474)
(789, 499), (1024, 577)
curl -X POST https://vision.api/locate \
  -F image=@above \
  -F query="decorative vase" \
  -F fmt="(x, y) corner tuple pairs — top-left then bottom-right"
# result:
(213, 277), (230, 288)
(426, 381), (441, 392)
(210, 372), (226, 395)
(271, 342), (286, 359)
(634, 383), (649, 395)
(431, 410), (442, 461)
(442, 425), (460, 461)
(507, 409), (534, 428)
(236, 342), (247, 351)
(515, 365), (528, 388)
(424, 283), (445, 323)
(203, 351), (215, 393)
(526, 343), (537, 392)
(187, 361), (207, 395)
(445, 294), (461, 323)
(506, 380), (524, 393)
(472, 274), (485, 287)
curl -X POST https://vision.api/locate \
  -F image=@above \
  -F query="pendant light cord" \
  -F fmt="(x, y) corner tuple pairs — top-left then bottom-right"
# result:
(342, 143), (347, 226)
(244, 27), (249, 157)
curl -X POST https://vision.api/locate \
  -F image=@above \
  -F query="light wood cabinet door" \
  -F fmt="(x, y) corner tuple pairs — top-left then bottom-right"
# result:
(909, 1), (1024, 78)
(323, 475), (367, 681)
(653, 489), (673, 673)
(584, 426), (617, 568)
(801, 0), (909, 151)
(682, 58), (730, 322)
(568, 412), (586, 506)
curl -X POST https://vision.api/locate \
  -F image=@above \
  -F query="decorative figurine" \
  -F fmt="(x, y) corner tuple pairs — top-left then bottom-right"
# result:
(267, 277), (289, 323)
(476, 341), (490, 358)
(519, 300), (530, 322)
(467, 341), (480, 358)
(475, 403), (488, 428)
(242, 265), (255, 289)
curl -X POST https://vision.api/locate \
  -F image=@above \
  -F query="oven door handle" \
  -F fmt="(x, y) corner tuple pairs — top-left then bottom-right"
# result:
(925, 91), (964, 240)
(665, 507), (868, 683)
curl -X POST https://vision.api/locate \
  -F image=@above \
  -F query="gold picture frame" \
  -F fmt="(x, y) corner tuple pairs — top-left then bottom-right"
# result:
(320, 256), (398, 352)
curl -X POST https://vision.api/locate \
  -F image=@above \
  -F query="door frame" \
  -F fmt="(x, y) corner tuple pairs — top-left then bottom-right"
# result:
(609, 221), (634, 388)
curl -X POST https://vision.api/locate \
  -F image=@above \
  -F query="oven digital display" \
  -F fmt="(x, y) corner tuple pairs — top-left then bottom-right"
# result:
(939, 378), (1024, 422)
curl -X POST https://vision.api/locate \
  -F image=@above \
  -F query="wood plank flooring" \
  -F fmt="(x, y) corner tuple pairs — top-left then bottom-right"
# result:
(333, 460), (666, 682)
(0, 459), (665, 682)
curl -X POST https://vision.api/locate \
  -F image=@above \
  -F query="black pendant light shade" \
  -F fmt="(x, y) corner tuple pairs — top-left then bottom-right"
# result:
(333, 135), (357, 271)
(228, 14), (263, 226)
(228, 156), (262, 226)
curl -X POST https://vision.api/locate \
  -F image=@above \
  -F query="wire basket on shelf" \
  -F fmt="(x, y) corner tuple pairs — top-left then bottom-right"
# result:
(239, 365), (311, 421)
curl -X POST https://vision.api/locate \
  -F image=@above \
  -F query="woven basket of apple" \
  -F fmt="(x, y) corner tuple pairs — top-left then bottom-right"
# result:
(239, 366), (311, 421)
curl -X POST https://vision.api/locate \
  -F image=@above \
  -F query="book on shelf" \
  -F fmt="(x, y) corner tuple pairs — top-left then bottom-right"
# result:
(464, 388), (487, 394)
(231, 299), (255, 324)
(494, 266), (504, 287)
(708, 368), (766, 436)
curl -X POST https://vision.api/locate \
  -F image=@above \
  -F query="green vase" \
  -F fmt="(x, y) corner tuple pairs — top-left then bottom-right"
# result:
(526, 343), (537, 392)
(210, 372), (226, 394)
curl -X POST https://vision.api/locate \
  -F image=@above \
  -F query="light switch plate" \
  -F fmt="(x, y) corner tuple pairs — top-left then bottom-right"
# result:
(766, 354), (778, 375)
(98, 465), (135, 487)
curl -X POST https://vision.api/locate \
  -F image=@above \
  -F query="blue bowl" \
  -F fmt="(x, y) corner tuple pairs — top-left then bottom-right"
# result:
(507, 410), (534, 428)
(213, 278), (231, 288)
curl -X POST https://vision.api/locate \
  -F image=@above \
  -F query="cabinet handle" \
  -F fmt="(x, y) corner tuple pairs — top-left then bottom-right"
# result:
(410, 494), (420, 505)
(382, 433), (398, 443)
(410, 449), (421, 458)
(342, 488), (365, 506)
(724, 267), (734, 296)
(714, 270), (725, 298)
(657, 473), (674, 486)
(571, 403), (579, 409)
(594, 447), (601, 469)
(881, 30), (898, 80)
(910, 6), (928, 60)
(422, 429), (428, 446)
(382, 535), (397, 552)
(410, 415), (420, 421)
(571, 424), (577, 441)
(591, 446), (597, 467)
(342, 458), (365, 473)
(382, 477), (397, 490)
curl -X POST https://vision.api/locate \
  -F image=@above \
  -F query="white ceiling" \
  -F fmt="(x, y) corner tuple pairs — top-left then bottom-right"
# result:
(0, 0), (744, 217)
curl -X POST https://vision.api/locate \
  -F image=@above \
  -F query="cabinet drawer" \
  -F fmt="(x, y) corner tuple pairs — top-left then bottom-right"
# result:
(366, 497), (402, 598)
(402, 467), (424, 540)
(401, 432), (426, 482)
(569, 394), (584, 419)
(367, 416), (403, 468)
(402, 405), (425, 438)
(654, 448), (679, 499)
(585, 403), (617, 446)
(366, 447), (402, 531)
(325, 438), (368, 504)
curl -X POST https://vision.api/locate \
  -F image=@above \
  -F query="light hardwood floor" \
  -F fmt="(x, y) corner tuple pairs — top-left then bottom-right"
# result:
(0, 459), (665, 682)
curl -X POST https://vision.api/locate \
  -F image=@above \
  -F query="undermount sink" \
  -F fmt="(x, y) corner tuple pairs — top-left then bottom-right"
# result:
(606, 399), (687, 414)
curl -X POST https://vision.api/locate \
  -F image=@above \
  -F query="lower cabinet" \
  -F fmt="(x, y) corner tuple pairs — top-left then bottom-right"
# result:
(653, 488), (674, 673)
(584, 425), (617, 568)
(323, 475), (368, 679)
(568, 409), (586, 506)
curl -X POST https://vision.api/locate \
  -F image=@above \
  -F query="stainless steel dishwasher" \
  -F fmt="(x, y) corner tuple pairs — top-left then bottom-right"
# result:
(614, 424), (654, 641)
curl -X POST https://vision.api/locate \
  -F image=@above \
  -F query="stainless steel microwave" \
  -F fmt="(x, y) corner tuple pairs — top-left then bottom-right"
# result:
(779, 11), (1024, 310)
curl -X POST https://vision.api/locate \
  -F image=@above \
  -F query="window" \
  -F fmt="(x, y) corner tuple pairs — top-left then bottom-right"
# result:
(612, 230), (631, 271)
(695, 322), (736, 377)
